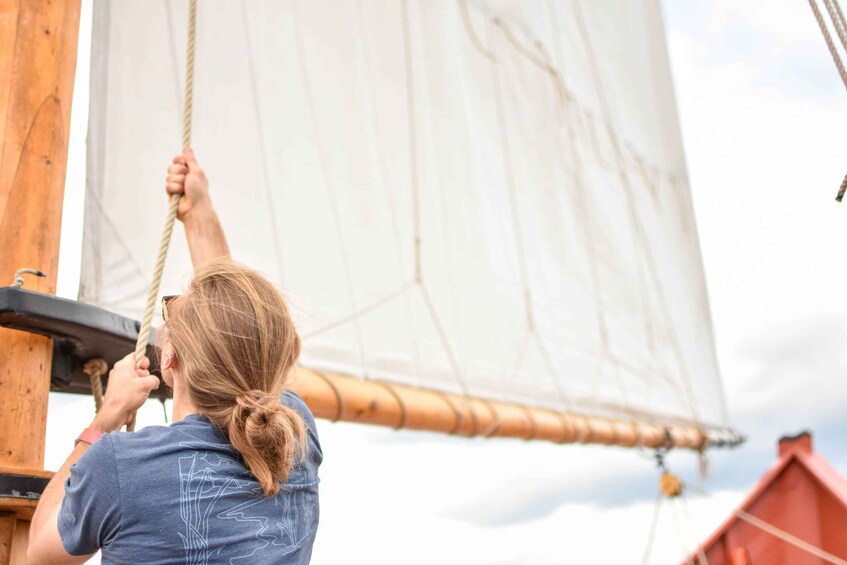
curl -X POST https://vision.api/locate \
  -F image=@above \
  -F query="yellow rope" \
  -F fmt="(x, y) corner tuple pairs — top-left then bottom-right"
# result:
(128, 0), (197, 431)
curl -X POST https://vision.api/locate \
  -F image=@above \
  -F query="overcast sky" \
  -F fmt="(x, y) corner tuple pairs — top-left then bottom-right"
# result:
(44, 1), (847, 563)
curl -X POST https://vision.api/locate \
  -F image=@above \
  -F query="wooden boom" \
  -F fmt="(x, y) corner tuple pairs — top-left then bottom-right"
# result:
(290, 367), (740, 450)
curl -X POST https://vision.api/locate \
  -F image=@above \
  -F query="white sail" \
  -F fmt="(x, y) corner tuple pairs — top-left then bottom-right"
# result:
(80, 0), (728, 431)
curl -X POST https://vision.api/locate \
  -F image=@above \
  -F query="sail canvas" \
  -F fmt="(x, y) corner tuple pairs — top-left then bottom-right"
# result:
(80, 0), (729, 433)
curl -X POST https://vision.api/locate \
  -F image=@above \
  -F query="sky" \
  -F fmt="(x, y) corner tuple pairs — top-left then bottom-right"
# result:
(42, 0), (847, 563)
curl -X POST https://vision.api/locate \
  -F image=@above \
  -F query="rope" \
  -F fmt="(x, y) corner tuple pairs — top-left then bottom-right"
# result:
(810, 0), (847, 90)
(82, 359), (108, 413)
(734, 509), (847, 565)
(478, 398), (501, 437)
(436, 391), (465, 434)
(640, 490), (663, 565)
(458, 0), (497, 63)
(808, 0), (847, 201)
(128, 0), (197, 431)
(521, 405), (539, 440)
(825, 0), (847, 53)
(371, 380), (409, 430)
(310, 370), (345, 422)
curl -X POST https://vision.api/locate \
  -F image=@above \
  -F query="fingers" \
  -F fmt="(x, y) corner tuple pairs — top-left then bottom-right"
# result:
(140, 375), (161, 392)
(184, 147), (199, 168)
(117, 352), (134, 368)
(168, 163), (188, 175)
(172, 154), (186, 165)
(137, 355), (150, 371)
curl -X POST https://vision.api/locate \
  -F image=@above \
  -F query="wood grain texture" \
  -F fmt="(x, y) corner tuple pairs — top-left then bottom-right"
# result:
(0, 0), (81, 560)
(0, 0), (80, 470)
(0, 512), (14, 565)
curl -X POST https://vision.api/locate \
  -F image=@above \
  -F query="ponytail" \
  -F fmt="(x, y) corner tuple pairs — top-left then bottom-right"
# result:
(165, 259), (307, 496)
(227, 391), (307, 496)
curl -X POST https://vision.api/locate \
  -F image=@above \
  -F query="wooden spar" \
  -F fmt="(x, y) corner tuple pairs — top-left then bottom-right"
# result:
(289, 367), (739, 450)
(0, 0), (81, 561)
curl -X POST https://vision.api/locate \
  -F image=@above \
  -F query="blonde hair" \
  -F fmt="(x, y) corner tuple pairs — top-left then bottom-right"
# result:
(165, 259), (306, 496)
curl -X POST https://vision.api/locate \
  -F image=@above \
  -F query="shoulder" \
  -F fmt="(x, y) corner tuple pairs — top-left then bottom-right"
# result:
(71, 432), (120, 484)
(105, 423), (173, 455)
(282, 389), (323, 465)
(283, 389), (313, 421)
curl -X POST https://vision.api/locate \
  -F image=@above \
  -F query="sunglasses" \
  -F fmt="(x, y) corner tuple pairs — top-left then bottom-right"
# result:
(162, 294), (180, 322)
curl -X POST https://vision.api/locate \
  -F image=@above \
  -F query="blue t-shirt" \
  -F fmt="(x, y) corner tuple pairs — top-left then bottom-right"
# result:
(58, 390), (321, 564)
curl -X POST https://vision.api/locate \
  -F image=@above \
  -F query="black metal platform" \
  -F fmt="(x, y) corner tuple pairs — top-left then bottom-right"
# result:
(0, 286), (167, 400)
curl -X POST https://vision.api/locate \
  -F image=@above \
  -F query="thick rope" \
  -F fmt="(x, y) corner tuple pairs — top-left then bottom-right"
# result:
(824, 0), (847, 54)
(808, 0), (847, 201)
(734, 509), (847, 565)
(128, 0), (197, 431)
(82, 359), (108, 413)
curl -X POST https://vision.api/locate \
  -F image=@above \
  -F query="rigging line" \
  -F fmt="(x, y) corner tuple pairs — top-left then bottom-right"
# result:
(509, 329), (533, 382)
(578, 107), (613, 171)
(355, 0), (422, 378)
(534, 333), (572, 409)
(668, 498), (693, 563)
(401, 0), (465, 393)
(302, 280), (416, 339)
(572, 0), (702, 425)
(492, 16), (566, 105)
(824, 0), (847, 53)
(640, 490), (663, 565)
(626, 152), (667, 401)
(131, 0), (197, 432)
(418, 283), (470, 395)
(833, 0), (847, 41)
(810, 0), (847, 91)
(734, 509), (847, 565)
(679, 495), (710, 565)
(545, 0), (613, 369)
(515, 13), (606, 411)
(400, 0), (423, 284)
(292, 0), (367, 376)
(414, 9), (471, 381)
(488, 19), (536, 335)
(239, 3), (287, 285)
(457, 0), (497, 63)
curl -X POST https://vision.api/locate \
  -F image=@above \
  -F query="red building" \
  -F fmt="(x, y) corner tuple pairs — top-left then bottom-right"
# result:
(689, 432), (847, 564)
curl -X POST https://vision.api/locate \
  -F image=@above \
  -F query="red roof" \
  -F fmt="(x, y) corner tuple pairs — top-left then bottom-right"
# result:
(688, 432), (847, 564)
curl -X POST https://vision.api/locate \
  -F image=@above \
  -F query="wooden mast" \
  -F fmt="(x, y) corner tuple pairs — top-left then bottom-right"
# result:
(0, 0), (81, 561)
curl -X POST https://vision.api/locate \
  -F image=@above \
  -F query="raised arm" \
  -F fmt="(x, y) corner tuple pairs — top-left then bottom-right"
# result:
(166, 148), (231, 269)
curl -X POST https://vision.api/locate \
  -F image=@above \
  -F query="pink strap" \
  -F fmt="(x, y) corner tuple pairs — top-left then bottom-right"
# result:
(76, 428), (104, 447)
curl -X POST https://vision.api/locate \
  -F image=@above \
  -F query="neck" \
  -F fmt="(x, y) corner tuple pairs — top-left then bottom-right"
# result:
(170, 378), (199, 422)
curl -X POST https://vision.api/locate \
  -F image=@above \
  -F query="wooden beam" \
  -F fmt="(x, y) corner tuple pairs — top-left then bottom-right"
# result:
(0, 0), (81, 559)
(0, 512), (15, 565)
(289, 367), (740, 451)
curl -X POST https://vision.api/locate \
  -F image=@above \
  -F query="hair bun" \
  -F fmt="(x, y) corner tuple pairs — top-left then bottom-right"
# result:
(234, 390), (285, 449)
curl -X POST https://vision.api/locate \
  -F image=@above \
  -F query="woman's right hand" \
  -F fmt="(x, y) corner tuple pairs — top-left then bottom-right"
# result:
(92, 353), (160, 432)
(166, 148), (211, 223)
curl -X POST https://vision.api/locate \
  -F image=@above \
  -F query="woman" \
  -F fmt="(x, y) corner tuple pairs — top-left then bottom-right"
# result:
(28, 150), (321, 564)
